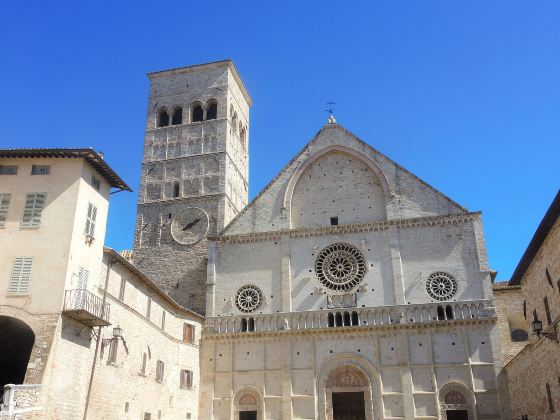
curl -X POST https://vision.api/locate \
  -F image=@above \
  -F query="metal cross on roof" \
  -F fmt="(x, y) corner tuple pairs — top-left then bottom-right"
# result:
(325, 100), (335, 115)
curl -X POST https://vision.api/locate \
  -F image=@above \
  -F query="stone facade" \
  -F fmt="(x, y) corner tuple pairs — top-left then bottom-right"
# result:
(503, 191), (560, 419)
(133, 60), (251, 315)
(201, 122), (504, 419)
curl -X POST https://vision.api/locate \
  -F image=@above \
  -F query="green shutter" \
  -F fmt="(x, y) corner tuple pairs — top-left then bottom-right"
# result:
(22, 193), (46, 226)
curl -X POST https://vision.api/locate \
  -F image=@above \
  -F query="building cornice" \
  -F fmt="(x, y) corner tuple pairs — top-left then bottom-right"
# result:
(210, 212), (481, 244)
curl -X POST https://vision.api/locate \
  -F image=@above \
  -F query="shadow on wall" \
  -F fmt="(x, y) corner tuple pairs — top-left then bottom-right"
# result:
(60, 316), (94, 348)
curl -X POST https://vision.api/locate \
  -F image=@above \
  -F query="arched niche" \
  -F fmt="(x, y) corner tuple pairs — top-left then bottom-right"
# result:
(284, 145), (391, 229)
(232, 386), (264, 420)
(0, 316), (35, 388)
(438, 381), (477, 420)
(316, 354), (382, 420)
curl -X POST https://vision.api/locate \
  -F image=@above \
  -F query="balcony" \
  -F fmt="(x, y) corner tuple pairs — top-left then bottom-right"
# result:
(62, 289), (110, 327)
(206, 300), (496, 335)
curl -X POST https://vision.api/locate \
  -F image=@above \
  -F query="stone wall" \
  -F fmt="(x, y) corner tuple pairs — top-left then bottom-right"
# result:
(200, 321), (504, 419)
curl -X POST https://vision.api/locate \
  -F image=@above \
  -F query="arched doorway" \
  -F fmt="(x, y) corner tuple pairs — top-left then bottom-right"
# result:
(0, 316), (35, 388)
(233, 387), (263, 420)
(439, 382), (476, 420)
(326, 365), (371, 420)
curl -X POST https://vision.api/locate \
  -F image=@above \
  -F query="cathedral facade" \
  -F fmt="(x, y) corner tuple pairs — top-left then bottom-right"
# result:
(134, 60), (505, 419)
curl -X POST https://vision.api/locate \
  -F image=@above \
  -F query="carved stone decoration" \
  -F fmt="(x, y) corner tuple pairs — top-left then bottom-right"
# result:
(425, 272), (457, 301)
(444, 390), (467, 405)
(235, 285), (263, 313)
(327, 293), (357, 309)
(315, 243), (366, 292)
(327, 365), (367, 388)
(239, 393), (257, 406)
(438, 382), (475, 420)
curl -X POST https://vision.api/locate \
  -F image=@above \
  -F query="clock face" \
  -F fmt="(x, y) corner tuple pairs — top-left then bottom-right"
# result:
(170, 207), (209, 245)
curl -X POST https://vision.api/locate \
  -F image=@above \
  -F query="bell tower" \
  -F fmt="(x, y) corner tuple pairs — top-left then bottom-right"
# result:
(133, 60), (251, 314)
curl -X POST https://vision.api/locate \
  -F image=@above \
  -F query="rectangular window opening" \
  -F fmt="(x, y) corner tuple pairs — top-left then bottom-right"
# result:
(183, 323), (195, 343)
(8, 257), (34, 295)
(156, 360), (164, 382)
(31, 165), (51, 175)
(84, 202), (97, 237)
(544, 296), (552, 325)
(108, 339), (118, 363)
(330, 216), (339, 226)
(0, 165), (18, 175)
(91, 175), (101, 191)
(21, 193), (46, 227)
(0, 193), (11, 227)
(547, 383), (555, 412)
(180, 369), (193, 389)
(140, 352), (147, 375)
(119, 278), (126, 301)
(147, 297), (152, 319)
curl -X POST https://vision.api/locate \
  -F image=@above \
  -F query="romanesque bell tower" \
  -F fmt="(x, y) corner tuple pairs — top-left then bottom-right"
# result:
(133, 60), (251, 314)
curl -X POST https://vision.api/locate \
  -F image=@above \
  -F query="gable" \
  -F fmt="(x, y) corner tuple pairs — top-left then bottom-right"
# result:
(222, 123), (466, 236)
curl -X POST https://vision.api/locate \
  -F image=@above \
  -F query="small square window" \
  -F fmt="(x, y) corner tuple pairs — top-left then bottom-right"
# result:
(31, 165), (51, 175)
(330, 217), (339, 226)
(91, 175), (101, 191)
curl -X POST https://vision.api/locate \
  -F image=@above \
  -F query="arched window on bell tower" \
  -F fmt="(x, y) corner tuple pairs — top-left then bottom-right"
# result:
(192, 103), (203, 122)
(206, 99), (217, 120)
(172, 106), (183, 125)
(157, 108), (169, 127)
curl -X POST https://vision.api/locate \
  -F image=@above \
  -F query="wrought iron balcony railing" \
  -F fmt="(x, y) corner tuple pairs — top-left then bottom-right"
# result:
(62, 289), (110, 327)
(206, 299), (495, 335)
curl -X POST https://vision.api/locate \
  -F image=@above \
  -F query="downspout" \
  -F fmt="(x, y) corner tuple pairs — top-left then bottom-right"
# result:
(83, 258), (115, 420)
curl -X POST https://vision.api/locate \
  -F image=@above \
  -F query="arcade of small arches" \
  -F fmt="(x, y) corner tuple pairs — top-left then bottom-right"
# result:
(156, 99), (218, 128)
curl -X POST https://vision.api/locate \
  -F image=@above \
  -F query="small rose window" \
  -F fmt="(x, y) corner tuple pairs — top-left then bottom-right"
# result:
(235, 285), (263, 313)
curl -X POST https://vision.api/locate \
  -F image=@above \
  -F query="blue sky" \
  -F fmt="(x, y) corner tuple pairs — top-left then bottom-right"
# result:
(1, 1), (559, 280)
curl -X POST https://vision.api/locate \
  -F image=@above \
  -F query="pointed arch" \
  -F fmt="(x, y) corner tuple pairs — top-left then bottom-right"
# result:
(438, 381), (477, 420)
(284, 145), (391, 210)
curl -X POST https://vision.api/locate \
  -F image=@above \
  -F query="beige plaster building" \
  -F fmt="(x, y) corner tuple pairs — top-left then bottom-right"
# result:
(0, 150), (202, 419)
(502, 190), (560, 419)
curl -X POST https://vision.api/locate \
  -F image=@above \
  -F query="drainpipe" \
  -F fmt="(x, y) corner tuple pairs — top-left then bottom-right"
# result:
(82, 258), (115, 420)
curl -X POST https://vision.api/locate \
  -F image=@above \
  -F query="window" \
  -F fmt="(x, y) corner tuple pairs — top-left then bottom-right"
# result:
(231, 113), (238, 133)
(140, 352), (147, 375)
(144, 413), (152, 420)
(547, 268), (554, 287)
(21, 193), (46, 226)
(511, 329), (529, 342)
(547, 383), (555, 412)
(108, 339), (118, 363)
(156, 360), (164, 382)
(206, 100), (217, 120)
(192, 104), (203, 122)
(180, 369), (193, 389)
(158, 108), (169, 127)
(125, 402), (129, 413)
(31, 165), (51, 175)
(147, 297), (152, 319)
(533, 309), (538, 321)
(161, 311), (166, 330)
(91, 175), (101, 191)
(119, 278), (126, 301)
(0, 193), (11, 227)
(183, 323), (195, 343)
(0, 165), (18, 175)
(523, 300), (527, 319)
(172, 107), (183, 125)
(330, 216), (338, 226)
(8, 257), (33, 295)
(173, 181), (180, 198)
(84, 202), (97, 237)
(186, 413), (191, 419)
(240, 127), (246, 147)
(544, 296), (552, 325)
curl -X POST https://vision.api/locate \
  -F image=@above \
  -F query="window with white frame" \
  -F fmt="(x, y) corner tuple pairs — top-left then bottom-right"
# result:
(8, 257), (33, 295)
(21, 193), (46, 226)
(156, 360), (164, 382)
(0, 193), (11, 227)
(180, 369), (193, 389)
(84, 202), (97, 237)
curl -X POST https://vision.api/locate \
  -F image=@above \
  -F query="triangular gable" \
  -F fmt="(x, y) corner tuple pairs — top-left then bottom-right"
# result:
(221, 123), (467, 236)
